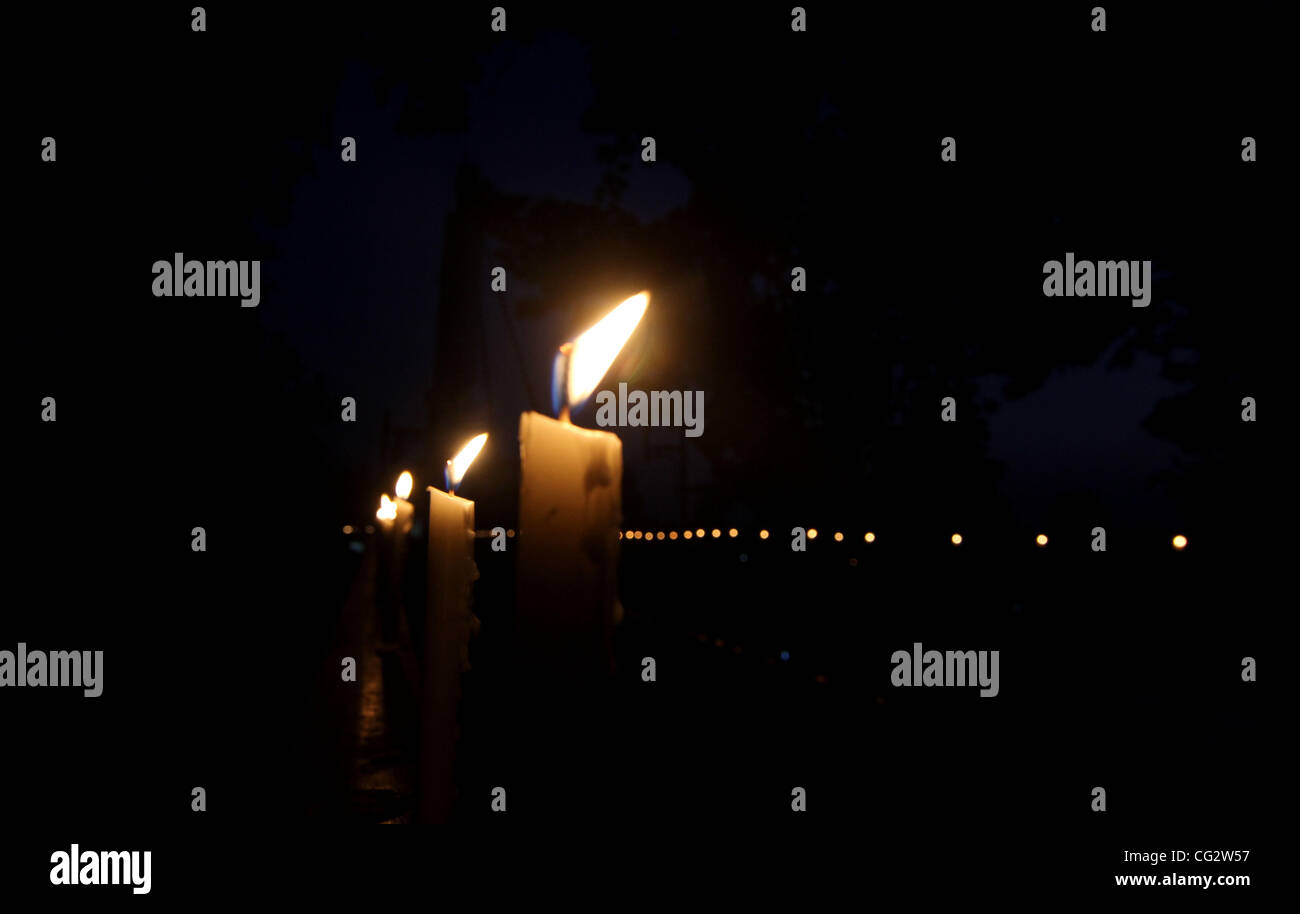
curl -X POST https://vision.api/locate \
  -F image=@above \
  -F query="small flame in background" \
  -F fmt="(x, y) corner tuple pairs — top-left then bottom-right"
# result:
(376, 493), (397, 521)
(395, 471), (414, 500)
(446, 432), (489, 491)
(561, 291), (650, 411)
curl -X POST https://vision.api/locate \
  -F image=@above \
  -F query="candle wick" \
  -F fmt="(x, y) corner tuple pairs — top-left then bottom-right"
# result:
(553, 342), (574, 421)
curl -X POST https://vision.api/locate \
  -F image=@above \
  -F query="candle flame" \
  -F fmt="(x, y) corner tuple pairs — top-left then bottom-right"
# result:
(446, 432), (489, 491)
(377, 493), (397, 521)
(395, 471), (413, 500)
(562, 291), (649, 410)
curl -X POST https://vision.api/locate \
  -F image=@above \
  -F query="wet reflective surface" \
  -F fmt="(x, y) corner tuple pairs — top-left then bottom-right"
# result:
(310, 547), (416, 823)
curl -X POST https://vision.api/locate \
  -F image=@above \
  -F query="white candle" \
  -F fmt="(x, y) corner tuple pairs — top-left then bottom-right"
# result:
(517, 292), (648, 678)
(419, 434), (487, 823)
(394, 471), (415, 536)
(376, 493), (397, 529)
(374, 493), (398, 644)
(378, 473), (416, 650)
(517, 412), (623, 675)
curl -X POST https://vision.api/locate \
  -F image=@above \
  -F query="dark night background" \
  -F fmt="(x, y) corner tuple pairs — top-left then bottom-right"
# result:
(5, 1), (1285, 895)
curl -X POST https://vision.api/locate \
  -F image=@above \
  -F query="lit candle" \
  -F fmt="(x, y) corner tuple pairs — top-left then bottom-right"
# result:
(374, 493), (399, 646)
(517, 292), (648, 678)
(420, 433), (487, 823)
(376, 493), (397, 528)
(394, 470), (415, 536)
(378, 472), (416, 650)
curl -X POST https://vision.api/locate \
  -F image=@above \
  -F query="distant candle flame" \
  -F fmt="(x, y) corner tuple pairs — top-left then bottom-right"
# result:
(446, 432), (489, 491)
(377, 493), (397, 521)
(395, 471), (413, 500)
(560, 291), (649, 411)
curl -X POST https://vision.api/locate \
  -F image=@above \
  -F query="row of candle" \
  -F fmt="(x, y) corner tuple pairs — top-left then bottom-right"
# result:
(364, 291), (650, 822)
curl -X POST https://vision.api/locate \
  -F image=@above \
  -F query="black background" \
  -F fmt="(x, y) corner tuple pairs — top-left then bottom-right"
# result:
(6, 1), (1283, 897)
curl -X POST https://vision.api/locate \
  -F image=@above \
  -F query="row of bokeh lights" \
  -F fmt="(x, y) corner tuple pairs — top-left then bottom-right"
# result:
(621, 529), (1191, 549)
(341, 524), (1190, 551)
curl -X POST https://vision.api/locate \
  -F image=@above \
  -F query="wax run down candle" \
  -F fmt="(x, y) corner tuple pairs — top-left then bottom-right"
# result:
(419, 433), (487, 824)
(516, 292), (648, 680)
(511, 293), (647, 813)
(516, 413), (622, 675)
